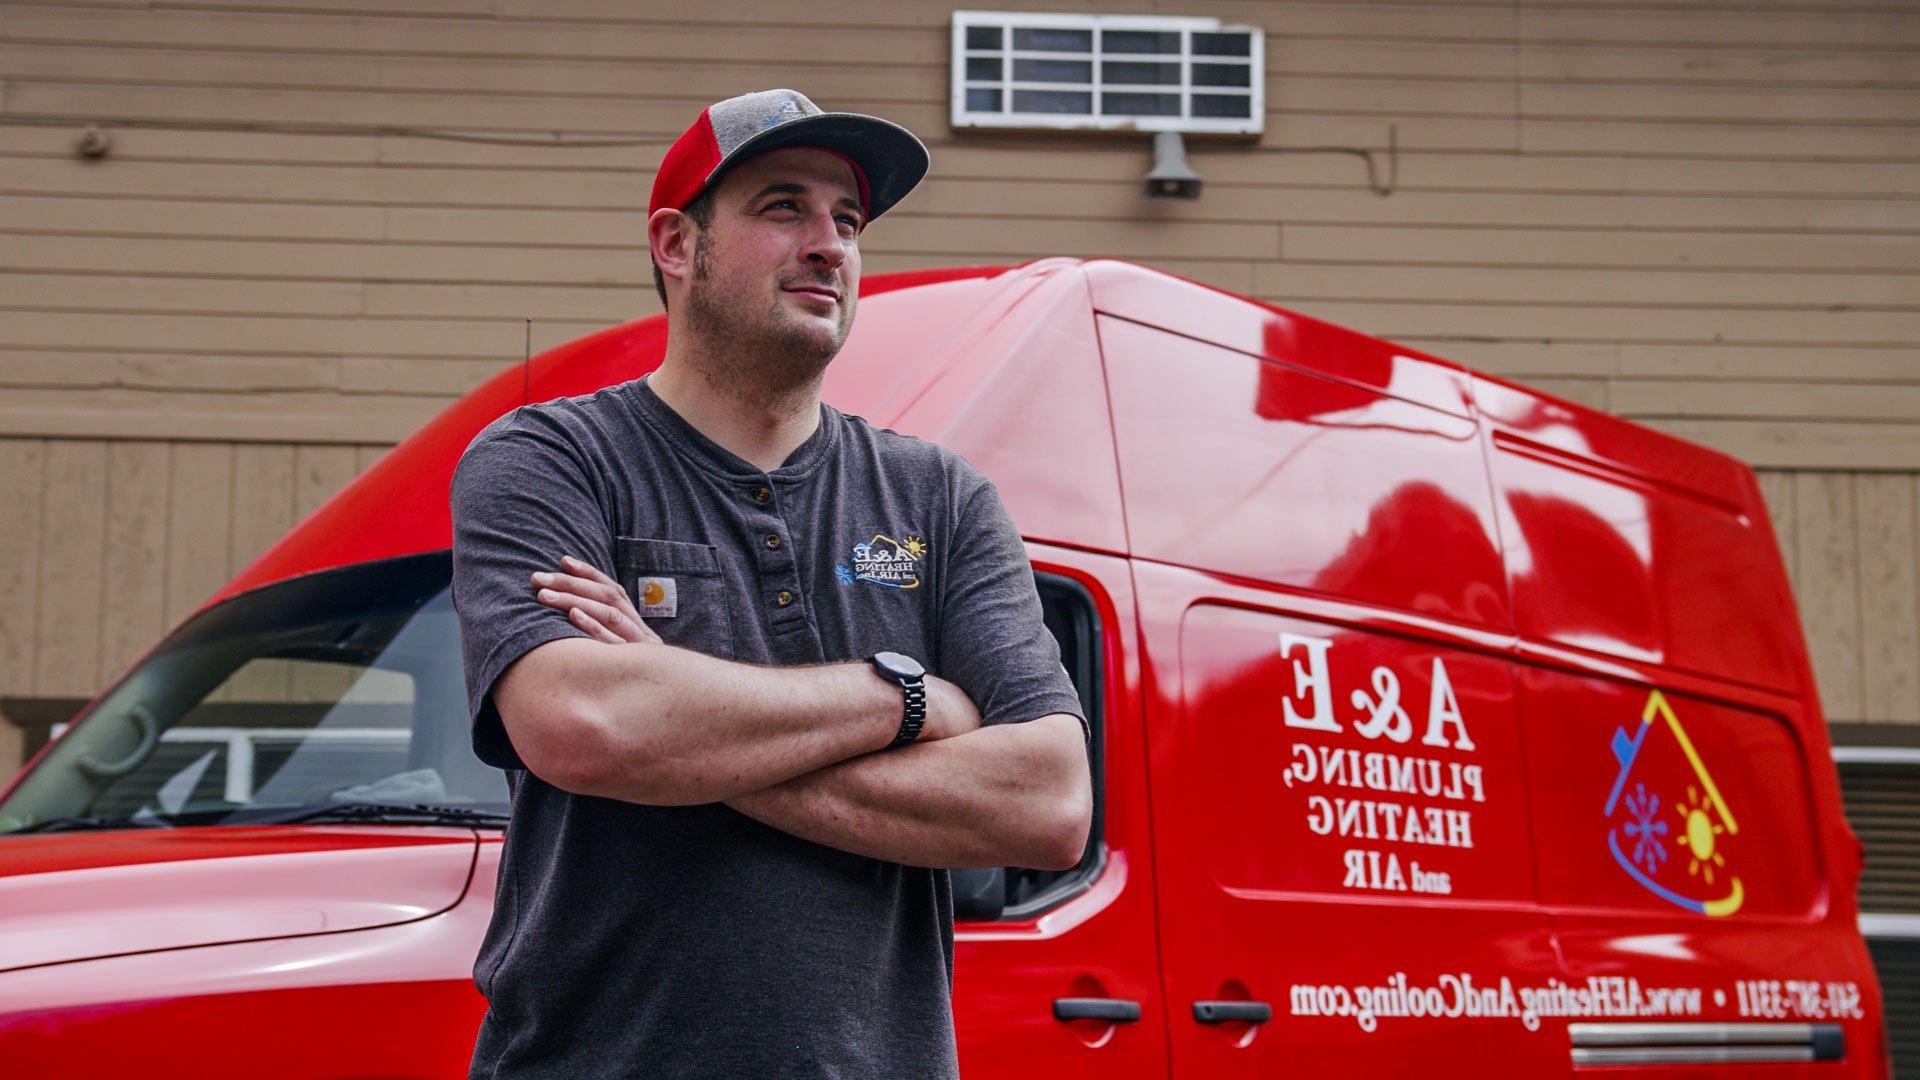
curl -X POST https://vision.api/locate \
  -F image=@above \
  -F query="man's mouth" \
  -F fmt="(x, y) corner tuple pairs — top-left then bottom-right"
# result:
(784, 284), (839, 304)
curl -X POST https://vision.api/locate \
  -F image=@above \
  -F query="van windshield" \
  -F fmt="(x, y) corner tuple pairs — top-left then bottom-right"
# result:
(0, 552), (508, 834)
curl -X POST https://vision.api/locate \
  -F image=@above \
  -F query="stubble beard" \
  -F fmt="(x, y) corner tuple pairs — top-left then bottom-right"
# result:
(682, 231), (856, 408)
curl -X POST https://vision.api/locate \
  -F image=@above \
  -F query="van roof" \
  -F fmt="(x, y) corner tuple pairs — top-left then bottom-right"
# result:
(210, 257), (1763, 617)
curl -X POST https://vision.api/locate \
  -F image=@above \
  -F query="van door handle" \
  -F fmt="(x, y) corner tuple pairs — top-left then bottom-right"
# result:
(1193, 1000), (1272, 1024)
(1053, 997), (1142, 1023)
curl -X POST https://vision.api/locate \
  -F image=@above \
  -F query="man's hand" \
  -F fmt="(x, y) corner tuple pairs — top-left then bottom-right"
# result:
(531, 555), (662, 645)
(530, 556), (981, 742)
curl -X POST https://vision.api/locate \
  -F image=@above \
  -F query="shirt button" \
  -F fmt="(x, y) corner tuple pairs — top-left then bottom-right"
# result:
(776, 590), (795, 607)
(752, 486), (771, 504)
(763, 534), (782, 550)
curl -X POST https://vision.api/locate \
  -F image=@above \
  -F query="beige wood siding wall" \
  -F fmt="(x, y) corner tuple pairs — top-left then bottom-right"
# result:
(0, 437), (390, 767)
(1, 1), (1916, 763)
(1760, 471), (1920, 727)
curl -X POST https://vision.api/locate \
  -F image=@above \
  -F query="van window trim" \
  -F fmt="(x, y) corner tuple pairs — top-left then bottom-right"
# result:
(991, 569), (1108, 920)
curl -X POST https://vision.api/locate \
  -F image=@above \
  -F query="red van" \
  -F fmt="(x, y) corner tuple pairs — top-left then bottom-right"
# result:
(0, 258), (1888, 1077)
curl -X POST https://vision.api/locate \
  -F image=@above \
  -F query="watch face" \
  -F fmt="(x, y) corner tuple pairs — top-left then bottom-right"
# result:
(873, 651), (925, 680)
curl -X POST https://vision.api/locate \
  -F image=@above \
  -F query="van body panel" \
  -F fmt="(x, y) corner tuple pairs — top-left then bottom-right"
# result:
(1548, 911), (1880, 1075)
(1083, 259), (1474, 420)
(0, 862), (495, 1078)
(1174, 605), (1533, 903)
(1521, 672), (1821, 919)
(1474, 377), (1752, 512)
(1482, 380), (1802, 693)
(882, 264), (1127, 554)
(1130, 560), (1568, 1075)
(1100, 315), (1511, 632)
(1469, 378), (1882, 1068)
(1513, 661), (1883, 1072)
(818, 277), (1018, 428)
(0, 827), (476, 973)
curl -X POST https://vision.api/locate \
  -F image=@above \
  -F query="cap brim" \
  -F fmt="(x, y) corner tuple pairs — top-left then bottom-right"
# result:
(705, 112), (930, 223)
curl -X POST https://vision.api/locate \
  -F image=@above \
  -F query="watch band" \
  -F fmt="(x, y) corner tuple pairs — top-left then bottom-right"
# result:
(870, 651), (928, 748)
(890, 679), (927, 747)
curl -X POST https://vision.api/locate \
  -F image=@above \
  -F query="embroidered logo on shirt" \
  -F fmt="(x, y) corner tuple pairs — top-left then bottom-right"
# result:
(837, 534), (927, 590)
(635, 576), (678, 618)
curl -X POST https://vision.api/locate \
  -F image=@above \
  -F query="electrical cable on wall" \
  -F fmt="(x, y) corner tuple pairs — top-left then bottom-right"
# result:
(6, 113), (1399, 196)
(3, 113), (661, 148)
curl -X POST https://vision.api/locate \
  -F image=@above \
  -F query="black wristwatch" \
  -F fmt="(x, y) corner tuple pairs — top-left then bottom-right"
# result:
(869, 651), (928, 748)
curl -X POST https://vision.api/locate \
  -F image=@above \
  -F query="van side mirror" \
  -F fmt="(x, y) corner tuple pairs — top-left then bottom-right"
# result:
(952, 866), (1006, 921)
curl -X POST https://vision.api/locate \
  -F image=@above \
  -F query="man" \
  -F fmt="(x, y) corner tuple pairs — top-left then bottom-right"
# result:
(449, 88), (1094, 1079)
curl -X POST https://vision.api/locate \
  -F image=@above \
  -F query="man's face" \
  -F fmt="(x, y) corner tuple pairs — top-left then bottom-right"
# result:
(680, 146), (865, 389)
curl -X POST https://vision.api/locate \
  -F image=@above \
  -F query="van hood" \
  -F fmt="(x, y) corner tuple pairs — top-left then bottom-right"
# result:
(0, 826), (478, 973)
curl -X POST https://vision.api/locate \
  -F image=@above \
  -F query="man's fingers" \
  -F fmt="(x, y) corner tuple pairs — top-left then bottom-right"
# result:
(536, 588), (651, 644)
(530, 559), (662, 646)
(567, 605), (626, 644)
(623, 606), (663, 644)
(560, 555), (621, 590)
(532, 570), (625, 610)
(571, 605), (658, 647)
(536, 570), (651, 622)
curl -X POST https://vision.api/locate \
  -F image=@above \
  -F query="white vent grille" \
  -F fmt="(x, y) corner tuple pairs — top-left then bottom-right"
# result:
(951, 11), (1264, 135)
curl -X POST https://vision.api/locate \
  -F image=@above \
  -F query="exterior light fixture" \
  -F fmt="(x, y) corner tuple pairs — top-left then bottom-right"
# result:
(1144, 131), (1201, 200)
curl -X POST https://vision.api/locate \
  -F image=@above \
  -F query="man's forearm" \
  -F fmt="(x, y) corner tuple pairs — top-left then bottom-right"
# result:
(723, 713), (1092, 871)
(528, 638), (900, 805)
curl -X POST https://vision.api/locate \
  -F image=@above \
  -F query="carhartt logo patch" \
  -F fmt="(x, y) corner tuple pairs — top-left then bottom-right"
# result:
(635, 576), (678, 618)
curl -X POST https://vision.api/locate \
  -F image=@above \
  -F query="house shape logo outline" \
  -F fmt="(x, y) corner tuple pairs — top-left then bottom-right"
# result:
(1603, 689), (1745, 917)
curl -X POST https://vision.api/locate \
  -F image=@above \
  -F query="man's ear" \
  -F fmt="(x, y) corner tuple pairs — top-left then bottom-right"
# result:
(648, 207), (698, 291)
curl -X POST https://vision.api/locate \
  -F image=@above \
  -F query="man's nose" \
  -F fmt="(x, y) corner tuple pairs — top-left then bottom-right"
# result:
(800, 210), (850, 270)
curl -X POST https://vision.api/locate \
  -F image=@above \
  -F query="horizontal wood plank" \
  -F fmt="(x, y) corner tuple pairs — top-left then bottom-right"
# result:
(1281, 224), (1920, 272)
(1644, 419), (1920, 470)
(1612, 380), (1920, 422)
(1276, 298), (1920, 346)
(0, 388), (455, 443)
(1402, 340), (1920, 382)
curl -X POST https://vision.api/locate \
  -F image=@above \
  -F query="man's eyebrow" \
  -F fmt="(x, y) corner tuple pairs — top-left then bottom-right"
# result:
(746, 181), (806, 204)
(745, 181), (865, 218)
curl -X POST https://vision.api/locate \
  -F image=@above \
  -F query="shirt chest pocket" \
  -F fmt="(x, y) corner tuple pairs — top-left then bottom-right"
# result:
(615, 536), (735, 661)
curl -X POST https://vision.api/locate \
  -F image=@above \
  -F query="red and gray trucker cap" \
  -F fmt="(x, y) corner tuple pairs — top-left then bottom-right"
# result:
(648, 88), (930, 225)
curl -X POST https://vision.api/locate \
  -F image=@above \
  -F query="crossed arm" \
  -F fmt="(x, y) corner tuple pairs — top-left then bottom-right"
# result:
(493, 556), (1092, 871)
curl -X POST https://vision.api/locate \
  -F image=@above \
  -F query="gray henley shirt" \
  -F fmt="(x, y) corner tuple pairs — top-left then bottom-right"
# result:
(450, 372), (1089, 1079)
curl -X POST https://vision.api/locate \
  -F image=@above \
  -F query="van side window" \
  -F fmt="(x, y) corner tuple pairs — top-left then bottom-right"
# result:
(962, 572), (1105, 919)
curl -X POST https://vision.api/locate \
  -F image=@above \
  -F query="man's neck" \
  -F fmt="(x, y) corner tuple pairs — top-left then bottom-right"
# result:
(646, 352), (824, 474)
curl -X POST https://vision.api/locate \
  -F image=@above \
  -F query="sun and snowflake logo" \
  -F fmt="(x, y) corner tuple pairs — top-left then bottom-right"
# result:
(837, 533), (928, 590)
(1604, 690), (1744, 917)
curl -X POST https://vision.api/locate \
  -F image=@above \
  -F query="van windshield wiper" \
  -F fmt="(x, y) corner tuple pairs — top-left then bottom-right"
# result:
(242, 801), (509, 829)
